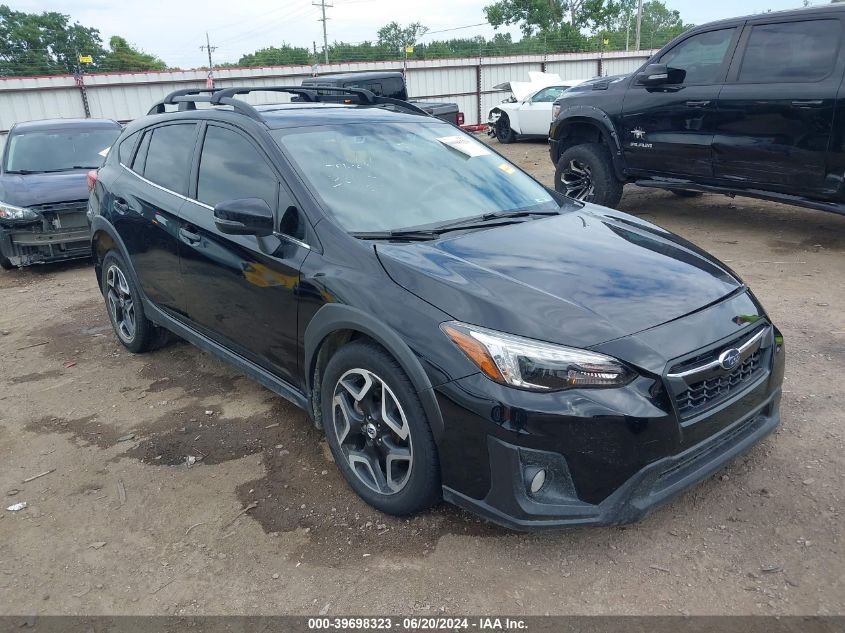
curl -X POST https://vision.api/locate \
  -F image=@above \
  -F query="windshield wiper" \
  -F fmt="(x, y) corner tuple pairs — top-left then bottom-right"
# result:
(7, 167), (96, 175)
(350, 230), (442, 241)
(352, 209), (561, 242)
(422, 209), (561, 233)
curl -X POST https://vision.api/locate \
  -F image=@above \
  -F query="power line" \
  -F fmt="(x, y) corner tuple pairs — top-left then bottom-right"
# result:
(422, 23), (489, 37)
(213, 5), (317, 48)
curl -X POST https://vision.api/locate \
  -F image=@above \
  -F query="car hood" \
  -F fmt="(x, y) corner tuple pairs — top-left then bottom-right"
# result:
(376, 206), (742, 348)
(556, 73), (631, 100)
(0, 171), (89, 207)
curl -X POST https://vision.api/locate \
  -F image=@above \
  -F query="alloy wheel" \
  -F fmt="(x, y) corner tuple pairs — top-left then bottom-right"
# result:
(332, 368), (413, 495)
(560, 159), (595, 201)
(106, 264), (136, 343)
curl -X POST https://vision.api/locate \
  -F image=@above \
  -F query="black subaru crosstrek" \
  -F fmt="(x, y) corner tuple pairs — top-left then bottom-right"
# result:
(89, 86), (785, 529)
(550, 5), (845, 216)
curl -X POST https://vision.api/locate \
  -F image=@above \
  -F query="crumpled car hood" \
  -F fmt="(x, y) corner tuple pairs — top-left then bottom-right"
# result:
(0, 172), (89, 208)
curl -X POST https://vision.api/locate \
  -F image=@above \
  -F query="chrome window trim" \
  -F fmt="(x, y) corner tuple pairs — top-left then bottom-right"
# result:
(119, 163), (311, 250)
(120, 163), (188, 202)
(667, 327), (768, 380)
(272, 232), (311, 250)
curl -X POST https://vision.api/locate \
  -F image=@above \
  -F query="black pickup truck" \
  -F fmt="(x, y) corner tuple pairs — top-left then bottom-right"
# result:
(549, 5), (845, 216)
(300, 71), (464, 126)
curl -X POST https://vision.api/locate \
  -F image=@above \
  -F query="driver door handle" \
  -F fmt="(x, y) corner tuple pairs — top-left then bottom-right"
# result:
(791, 99), (823, 108)
(179, 227), (201, 245)
(685, 100), (711, 108)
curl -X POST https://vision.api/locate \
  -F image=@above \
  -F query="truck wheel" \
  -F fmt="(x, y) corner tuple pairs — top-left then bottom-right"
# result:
(321, 340), (441, 516)
(0, 257), (13, 271)
(555, 143), (623, 208)
(495, 114), (517, 144)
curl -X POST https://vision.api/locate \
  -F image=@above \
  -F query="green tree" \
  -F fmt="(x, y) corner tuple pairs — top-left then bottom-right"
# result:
(483, 0), (618, 35)
(637, 1), (689, 50)
(101, 36), (166, 72)
(0, 5), (105, 76)
(376, 22), (429, 54)
(235, 43), (312, 67)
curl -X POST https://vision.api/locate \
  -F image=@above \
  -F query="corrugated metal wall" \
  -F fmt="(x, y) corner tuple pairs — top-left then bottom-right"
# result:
(0, 49), (654, 131)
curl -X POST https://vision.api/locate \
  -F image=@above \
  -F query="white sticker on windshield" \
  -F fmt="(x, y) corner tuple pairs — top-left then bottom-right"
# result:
(98, 147), (111, 157)
(436, 135), (491, 158)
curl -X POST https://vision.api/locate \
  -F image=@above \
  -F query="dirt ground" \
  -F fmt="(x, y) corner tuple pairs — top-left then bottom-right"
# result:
(1, 136), (843, 616)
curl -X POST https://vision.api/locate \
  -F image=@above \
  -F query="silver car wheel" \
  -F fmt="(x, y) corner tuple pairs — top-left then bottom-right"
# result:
(332, 368), (414, 495)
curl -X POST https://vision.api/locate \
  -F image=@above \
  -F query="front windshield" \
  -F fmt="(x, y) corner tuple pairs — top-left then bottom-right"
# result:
(4, 128), (120, 174)
(272, 122), (557, 233)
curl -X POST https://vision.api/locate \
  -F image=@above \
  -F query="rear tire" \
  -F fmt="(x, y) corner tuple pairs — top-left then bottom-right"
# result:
(101, 251), (169, 354)
(321, 341), (441, 516)
(555, 142), (623, 208)
(495, 114), (517, 144)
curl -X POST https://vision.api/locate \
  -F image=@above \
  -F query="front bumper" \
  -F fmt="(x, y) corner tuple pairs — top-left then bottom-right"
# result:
(443, 390), (780, 529)
(0, 204), (90, 267)
(433, 304), (785, 530)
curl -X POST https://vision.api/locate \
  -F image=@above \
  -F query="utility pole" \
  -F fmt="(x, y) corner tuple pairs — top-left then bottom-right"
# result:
(634, 0), (643, 51)
(313, 0), (332, 64)
(200, 32), (217, 88)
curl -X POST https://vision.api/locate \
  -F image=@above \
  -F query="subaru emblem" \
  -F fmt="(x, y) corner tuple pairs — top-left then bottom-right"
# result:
(718, 348), (741, 371)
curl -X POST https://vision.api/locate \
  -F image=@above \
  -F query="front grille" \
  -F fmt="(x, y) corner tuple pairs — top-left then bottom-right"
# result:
(28, 200), (88, 214)
(675, 349), (763, 416)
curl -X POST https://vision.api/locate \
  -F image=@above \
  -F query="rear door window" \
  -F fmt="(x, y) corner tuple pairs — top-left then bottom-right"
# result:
(196, 125), (279, 210)
(738, 20), (840, 83)
(141, 124), (198, 195)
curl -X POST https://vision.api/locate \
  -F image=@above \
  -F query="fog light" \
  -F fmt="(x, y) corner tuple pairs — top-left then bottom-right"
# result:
(529, 468), (546, 494)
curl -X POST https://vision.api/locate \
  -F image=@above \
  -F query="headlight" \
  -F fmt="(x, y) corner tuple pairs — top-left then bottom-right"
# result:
(552, 104), (561, 120)
(441, 321), (636, 391)
(0, 201), (39, 221)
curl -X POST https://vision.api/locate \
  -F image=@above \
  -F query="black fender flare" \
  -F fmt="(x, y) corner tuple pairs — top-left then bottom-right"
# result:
(304, 303), (445, 443)
(552, 106), (626, 181)
(90, 217), (147, 307)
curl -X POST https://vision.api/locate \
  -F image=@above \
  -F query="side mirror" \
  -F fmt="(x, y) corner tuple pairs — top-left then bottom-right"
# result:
(635, 63), (685, 87)
(636, 63), (669, 86)
(213, 198), (274, 237)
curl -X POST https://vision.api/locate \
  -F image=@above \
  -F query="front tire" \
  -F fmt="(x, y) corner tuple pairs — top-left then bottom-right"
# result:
(321, 341), (441, 516)
(101, 251), (168, 353)
(555, 143), (623, 208)
(0, 257), (13, 271)
(495, 114), (517, 144)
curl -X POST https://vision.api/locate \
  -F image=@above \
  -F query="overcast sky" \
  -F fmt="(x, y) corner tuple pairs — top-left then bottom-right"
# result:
(12, 0), (812, 69)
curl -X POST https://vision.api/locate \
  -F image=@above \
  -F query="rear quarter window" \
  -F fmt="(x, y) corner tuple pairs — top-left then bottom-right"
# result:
(118, 131), (139, 165)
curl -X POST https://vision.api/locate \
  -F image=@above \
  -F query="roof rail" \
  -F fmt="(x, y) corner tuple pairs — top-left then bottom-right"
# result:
(147, 88), (222, 115)
(147, 85), (431, 122)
